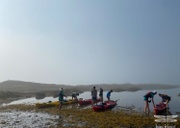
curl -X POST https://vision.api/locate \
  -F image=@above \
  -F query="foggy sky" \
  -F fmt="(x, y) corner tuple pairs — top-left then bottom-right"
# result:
(0, 0), (180, 85)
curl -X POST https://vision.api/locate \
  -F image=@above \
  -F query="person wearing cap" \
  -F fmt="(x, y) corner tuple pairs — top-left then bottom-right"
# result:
(143, 90), (157, 115)
(158, 93), (171, 108)
(58, 88), (66, 110)
(91, 86), (97, 106)
(106, 90), (113, 101)
(99, 87), (103, 103)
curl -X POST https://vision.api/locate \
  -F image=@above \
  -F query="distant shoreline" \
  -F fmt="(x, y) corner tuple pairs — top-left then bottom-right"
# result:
(0, 80), (179, 104)
(0, 80), (179, 93)
(0, 85), (179, 105)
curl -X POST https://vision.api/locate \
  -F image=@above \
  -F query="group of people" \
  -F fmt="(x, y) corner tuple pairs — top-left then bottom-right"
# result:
(143, 90), (171, 115)
(58, 88), (79, 110)
(58, 87), (171, 113)
(91, 86), (113, 106)
(58, 86), (114, 109)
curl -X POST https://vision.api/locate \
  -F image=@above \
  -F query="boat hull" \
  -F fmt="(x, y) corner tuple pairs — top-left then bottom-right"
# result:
(154, 102), (167, 115)
(35, 99), (78, 108)
(92, 100), (117, 112)
(78, 99), (101, 106)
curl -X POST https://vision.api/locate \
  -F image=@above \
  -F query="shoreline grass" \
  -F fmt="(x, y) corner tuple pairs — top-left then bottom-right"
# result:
(0, 104), (179, 128)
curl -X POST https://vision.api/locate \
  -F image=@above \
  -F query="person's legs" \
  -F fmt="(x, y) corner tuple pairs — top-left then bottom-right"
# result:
(75, 96), (78, 101)
(72, 94), (75, 99)
(147, 103), (150, 115)
(92, 97), (95, 106)
(144, 100), (149, 115)
(94, 97), (97, 105)
(59, 101), (62, 110)
(100, 95), (103, 103)
(107, 96), (110, 101)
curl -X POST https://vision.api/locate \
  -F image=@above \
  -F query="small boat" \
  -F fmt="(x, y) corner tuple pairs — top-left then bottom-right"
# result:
(92, 100), (117, 112)
(35, 99), (78, 108)
(154, 102), (167, 115)
(78, 98), (101, 106)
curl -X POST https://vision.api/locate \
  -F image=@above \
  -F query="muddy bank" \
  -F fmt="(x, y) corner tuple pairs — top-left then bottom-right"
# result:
(0, 104), (179, 128)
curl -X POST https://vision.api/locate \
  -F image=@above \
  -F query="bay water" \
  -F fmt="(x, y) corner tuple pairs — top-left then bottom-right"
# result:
(2, 88), (180, 115)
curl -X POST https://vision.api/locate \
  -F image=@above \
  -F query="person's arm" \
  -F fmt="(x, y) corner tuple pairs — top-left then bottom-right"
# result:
(151, 98), (155, 107)
(62, 92), (66, 97)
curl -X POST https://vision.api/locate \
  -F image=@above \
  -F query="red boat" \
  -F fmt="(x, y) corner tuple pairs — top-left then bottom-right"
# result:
(92, 100), (117, 112)
(78, 98), (101, 106)
(154, 102), (167, 115)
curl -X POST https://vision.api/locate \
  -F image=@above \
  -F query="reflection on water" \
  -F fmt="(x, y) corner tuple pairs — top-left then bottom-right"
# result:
(2, 88), (180, 114)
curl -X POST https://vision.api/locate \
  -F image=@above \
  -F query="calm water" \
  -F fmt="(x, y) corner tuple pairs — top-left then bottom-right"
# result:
(79, 88), (180, 114)
(2, 88), (180, 115)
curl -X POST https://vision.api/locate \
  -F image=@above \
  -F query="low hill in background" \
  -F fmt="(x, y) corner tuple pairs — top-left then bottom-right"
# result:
(0, 80), (179, 93)
(0, 80), (72, 93)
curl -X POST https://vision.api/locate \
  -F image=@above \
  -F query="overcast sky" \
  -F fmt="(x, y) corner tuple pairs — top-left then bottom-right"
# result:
(0, 0), (180, 85)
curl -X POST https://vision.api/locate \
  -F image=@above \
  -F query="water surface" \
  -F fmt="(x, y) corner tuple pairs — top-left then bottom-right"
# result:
(2, 88), (180, 114)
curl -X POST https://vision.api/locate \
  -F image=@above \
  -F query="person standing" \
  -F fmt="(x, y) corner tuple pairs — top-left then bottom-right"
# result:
(58, 88), (66, 110)
(91, 86), (97, 106)
(99, 87), (103, 103)
(143, 90), (157, 115)
(106, 90), (113, 101)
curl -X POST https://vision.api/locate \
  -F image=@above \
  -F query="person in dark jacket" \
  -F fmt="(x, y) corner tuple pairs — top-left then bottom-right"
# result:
(158, 93), (171, 108)
(143, 90), (157, 115)
(99, 87), (103, 103)
(72, 92), (79, 100)
(58, 88), (66, 110)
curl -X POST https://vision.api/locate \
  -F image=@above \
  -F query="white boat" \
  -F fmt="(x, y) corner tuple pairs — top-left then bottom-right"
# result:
(154, 115), (178, 119)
